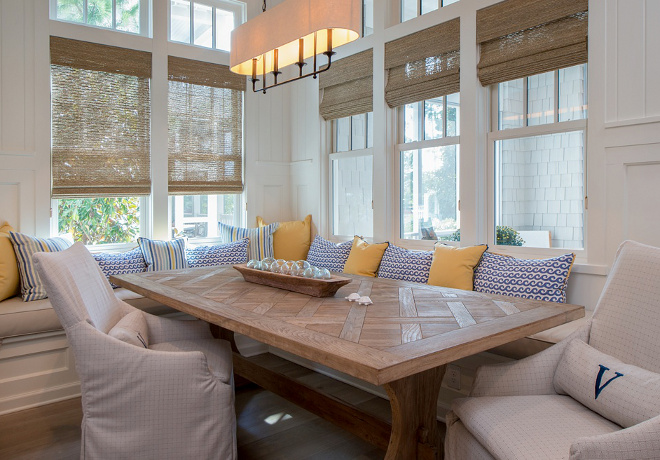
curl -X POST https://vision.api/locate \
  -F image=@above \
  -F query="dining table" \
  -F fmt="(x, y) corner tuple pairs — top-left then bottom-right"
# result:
(111, 265), (584, 460)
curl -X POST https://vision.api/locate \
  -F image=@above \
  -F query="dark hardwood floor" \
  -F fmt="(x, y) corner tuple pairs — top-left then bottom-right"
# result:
(0, 355), (389, 459)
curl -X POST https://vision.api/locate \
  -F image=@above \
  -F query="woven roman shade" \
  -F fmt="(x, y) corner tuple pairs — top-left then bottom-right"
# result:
(319, 49), (373, 120)
(477, 0), (588, 86)
(168, 57), (245, 195)
(384, 18), (460, 108)
(50, 37), (152, 197)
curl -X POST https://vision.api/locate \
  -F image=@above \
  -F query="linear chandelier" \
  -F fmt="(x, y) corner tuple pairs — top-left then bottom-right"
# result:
(230, 0), (361, 93)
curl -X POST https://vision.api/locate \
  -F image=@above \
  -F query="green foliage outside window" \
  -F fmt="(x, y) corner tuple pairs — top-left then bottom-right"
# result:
(55, 0), (140, 34)
(443, 226), (525, 246)
(58, 197), (140, 245)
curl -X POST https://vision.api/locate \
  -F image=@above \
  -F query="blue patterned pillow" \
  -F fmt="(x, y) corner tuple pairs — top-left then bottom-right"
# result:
(187, 238), (249, 268)
(219, 222), (278, 261)
(473, 252), (576, 303)
(93, 248), (147, 288)
(377, 245), (433, 284)
(137, 237), (188, 271)
(306, 235), (352, 273)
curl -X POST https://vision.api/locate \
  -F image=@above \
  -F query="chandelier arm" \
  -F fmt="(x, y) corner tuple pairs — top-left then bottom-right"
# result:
(252, 54), (333, 94)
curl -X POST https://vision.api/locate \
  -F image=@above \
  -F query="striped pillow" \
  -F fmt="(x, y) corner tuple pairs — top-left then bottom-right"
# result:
(186, 238), (249, 267)
(9, 232), (73, 301)
(219, 222), (278, 261)
(137, 237), (188, 271)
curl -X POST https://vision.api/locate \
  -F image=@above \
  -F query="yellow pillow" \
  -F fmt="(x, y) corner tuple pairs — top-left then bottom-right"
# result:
(343, 236), (389, 277)
(0, 223), (20, 301)
(257, 215), (312, 261)
(427, 243), (487, 290)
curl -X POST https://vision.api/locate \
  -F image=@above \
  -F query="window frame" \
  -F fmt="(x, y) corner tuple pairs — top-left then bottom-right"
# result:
(50, 0), (151, 36)
(168, 0), (245, 52)
(328, 114), (374, 241)
(487, 67), (588, 258)
(394, 96), (461, 249)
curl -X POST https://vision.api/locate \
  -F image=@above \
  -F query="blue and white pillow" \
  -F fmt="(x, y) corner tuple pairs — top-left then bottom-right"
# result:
(377, 244), (433, 284)
(187, 238), (249, 268)
(93, 248), (147, 288)
(219, 222), (278, 261)
(306, 235), (352, 273)
(9, 231), (73, 301)
(137, 237), (188, 272)
(473, 251), (576, 303)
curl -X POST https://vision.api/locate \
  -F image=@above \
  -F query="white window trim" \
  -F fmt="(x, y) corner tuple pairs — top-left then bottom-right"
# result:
(394, 99), (461, 249)
(486, 71), (588, 259)
(49, 0), (151, 37)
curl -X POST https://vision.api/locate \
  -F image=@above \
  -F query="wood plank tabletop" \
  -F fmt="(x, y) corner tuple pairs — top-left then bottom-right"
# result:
(112, 266), (584, 386)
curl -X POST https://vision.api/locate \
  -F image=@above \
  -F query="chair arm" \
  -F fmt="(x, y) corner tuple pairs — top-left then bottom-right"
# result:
(143, 312), (214, 344)
(570, 415), (660, 460)
(68, 321), (225, 389)
(471, 323), (590, 397)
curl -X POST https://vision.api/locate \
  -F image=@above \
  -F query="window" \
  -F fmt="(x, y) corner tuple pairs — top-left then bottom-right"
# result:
(50, 37), (152, 246)
(362, 0), (373, 37)
(51, 0), (149, 35)
(331, 113), (374, 238)
(400, 0), (459, 23)
(169, 0), (244, 51)
(168, 57), (245, 239)
(398, 94), (460, 242)
(490, 64), (587, 250)
(170, 194), (241, 238)
(55, 197), (144, 246)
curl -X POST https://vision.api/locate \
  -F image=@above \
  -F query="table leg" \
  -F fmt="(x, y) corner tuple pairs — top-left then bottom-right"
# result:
(383, 365), (447, 460)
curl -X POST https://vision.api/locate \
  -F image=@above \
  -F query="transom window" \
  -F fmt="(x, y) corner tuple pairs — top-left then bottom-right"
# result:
(51, 0), (149, 35)
(398, 94), (460, 242)
(490, 64), (588, 250)
(331, 113), (374, 238)
(169, 0), (244, 51)
(400, 0), (460, 23)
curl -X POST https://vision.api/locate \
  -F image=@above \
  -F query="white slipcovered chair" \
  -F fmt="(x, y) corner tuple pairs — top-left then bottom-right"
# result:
(445, 240), (660, 460)
(33, 242), (237, 459)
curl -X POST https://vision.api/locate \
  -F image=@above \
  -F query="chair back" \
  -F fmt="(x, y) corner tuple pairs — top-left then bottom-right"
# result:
(590, 240), (660, 372)
(33, 243), (123, 333)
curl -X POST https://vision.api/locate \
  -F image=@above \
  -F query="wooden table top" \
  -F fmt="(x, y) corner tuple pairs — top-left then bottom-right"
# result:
(112, 266), (584, 385)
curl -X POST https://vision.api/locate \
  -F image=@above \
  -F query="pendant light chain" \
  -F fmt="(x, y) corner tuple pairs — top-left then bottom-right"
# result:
(262, 0), (267, 12)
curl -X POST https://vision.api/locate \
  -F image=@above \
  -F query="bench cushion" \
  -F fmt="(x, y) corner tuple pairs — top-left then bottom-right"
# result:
(0, 288), (175, 339)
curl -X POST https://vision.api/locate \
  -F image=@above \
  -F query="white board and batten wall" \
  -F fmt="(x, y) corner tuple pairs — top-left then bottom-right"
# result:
(1, 0), (660, 414)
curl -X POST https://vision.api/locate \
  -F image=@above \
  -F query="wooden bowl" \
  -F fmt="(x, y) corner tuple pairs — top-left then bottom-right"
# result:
(233, 264), (351, 297)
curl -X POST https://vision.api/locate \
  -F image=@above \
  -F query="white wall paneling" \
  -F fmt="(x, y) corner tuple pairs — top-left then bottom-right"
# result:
(606, 0), (660, 123)
(0, 332), (80, 416)
(605, 137), (660, 262)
